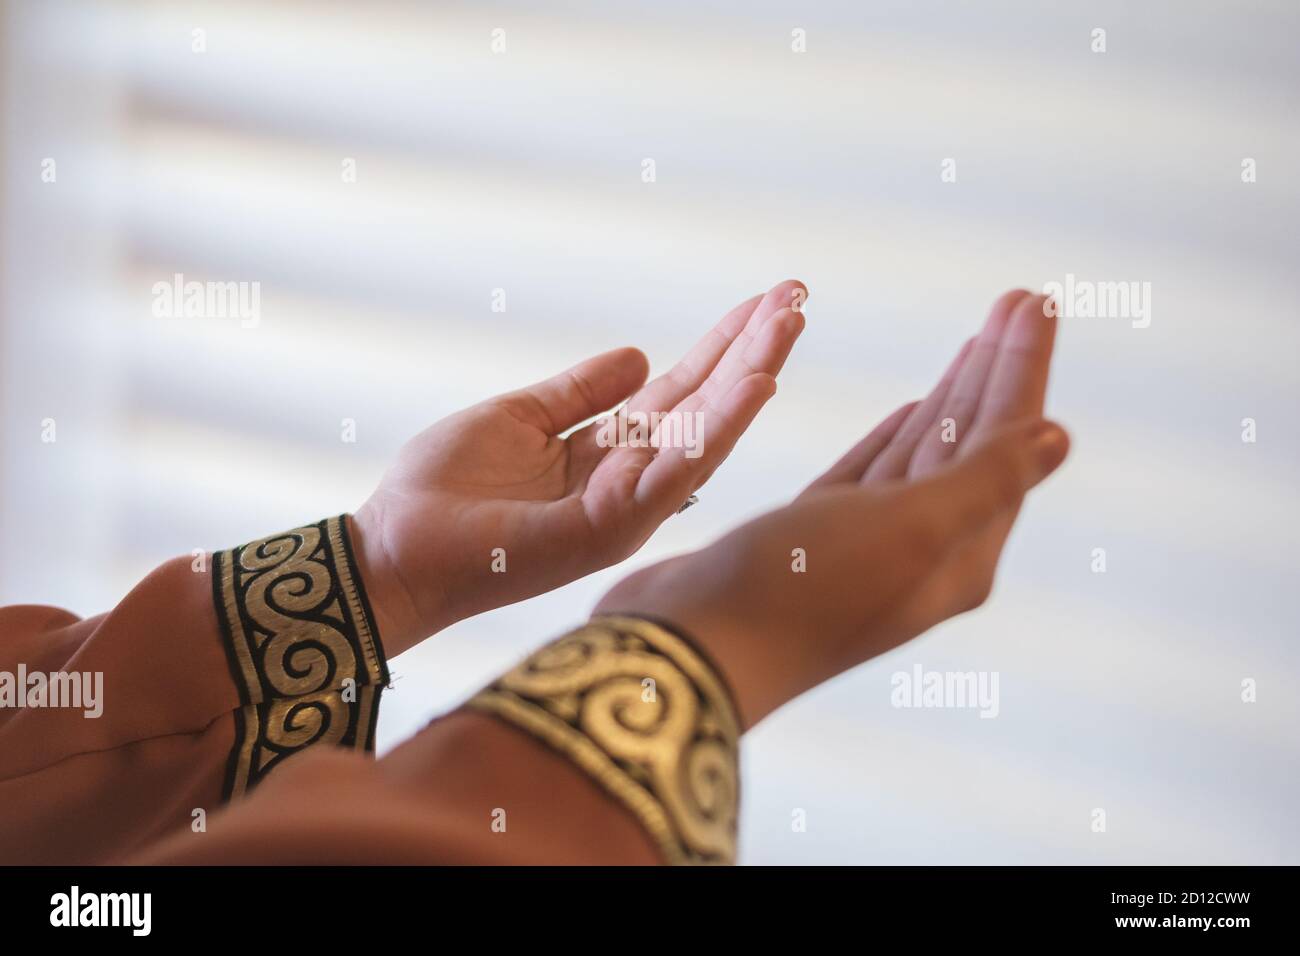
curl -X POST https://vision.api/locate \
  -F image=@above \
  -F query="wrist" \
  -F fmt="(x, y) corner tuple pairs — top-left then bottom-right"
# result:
(628, 606), (790, 732)
(593, 561), (795, 732)
(467, 614), (742, 864)
(348, 504), (438, 657)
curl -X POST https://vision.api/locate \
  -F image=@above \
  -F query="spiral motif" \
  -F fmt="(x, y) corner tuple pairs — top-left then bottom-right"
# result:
(238, 528), (355, 698)
(214, 516), (388, 799)
(472, 617), (740, 864)
(265, 694), (347, 751)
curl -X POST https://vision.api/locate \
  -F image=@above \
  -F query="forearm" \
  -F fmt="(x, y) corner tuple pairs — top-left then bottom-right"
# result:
(348, 501), (450, 657)
(139, 616), (739, 865)
(0, 556), (235, 863)
(1, 514), (392, 863)
(135, 708), (661, 865)
(592, 534), (850, 732)
(378, 710), (665, 865)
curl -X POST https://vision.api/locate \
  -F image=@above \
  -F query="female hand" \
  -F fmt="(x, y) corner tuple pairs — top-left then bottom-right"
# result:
(353, 281), (808, 654)
(594, 290), (1067, 728)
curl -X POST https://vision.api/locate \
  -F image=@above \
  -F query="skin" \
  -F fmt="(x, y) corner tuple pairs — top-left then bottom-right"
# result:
(594, 289), (1067, 729)
(368, 286), (1070, 861)
(351, 279), (809, 656)
(146, 286), (1070, 865)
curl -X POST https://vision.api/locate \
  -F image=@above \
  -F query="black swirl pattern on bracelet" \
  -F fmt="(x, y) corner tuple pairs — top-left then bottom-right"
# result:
(213, 515), (389, 799)
(468, 615), (741, 865)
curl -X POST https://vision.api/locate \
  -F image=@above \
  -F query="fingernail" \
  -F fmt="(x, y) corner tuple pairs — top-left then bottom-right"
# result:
(1030, 421), (1069, 474)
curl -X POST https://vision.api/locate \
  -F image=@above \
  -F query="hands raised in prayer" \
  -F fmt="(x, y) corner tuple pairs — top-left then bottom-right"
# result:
(6, 284), (1070, 868)
(349, 280), (1067, 731)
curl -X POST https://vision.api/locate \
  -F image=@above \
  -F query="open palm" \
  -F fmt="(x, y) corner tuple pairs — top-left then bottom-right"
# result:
(796, 287), (1060, 632)
(594, 288), (1064, 726)
(355, 281), (807, 653)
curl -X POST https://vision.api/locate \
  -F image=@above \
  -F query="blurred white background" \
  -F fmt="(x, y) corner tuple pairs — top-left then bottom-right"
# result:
(2, 0), (1297, 863)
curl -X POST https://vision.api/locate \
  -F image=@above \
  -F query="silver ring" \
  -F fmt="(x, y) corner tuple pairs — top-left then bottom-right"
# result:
(676, 494), (699, 514)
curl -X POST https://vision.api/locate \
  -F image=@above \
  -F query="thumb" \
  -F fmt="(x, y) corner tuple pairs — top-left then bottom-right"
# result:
(500, 347), (650, 435)
(918, 418), (1070, 537)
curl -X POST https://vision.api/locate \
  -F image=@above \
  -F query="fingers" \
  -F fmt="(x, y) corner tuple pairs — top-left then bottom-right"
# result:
(591, 280), (805, 503)
(964, 292), (1058, 451)
(624, 292), (763, 417)
(736, 305), (805, 381)
(629, 285), (804, 507)
(907, 289), (1032, 477)
(633, 372), (778, 516)
(694, 280), (806, 408)
(801, 400), (919, 494)
(860, 338), (974, 483)
(906, 418), (1070, 546)
(625, 279), (804, 419)
(497, 347), (650, 434)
